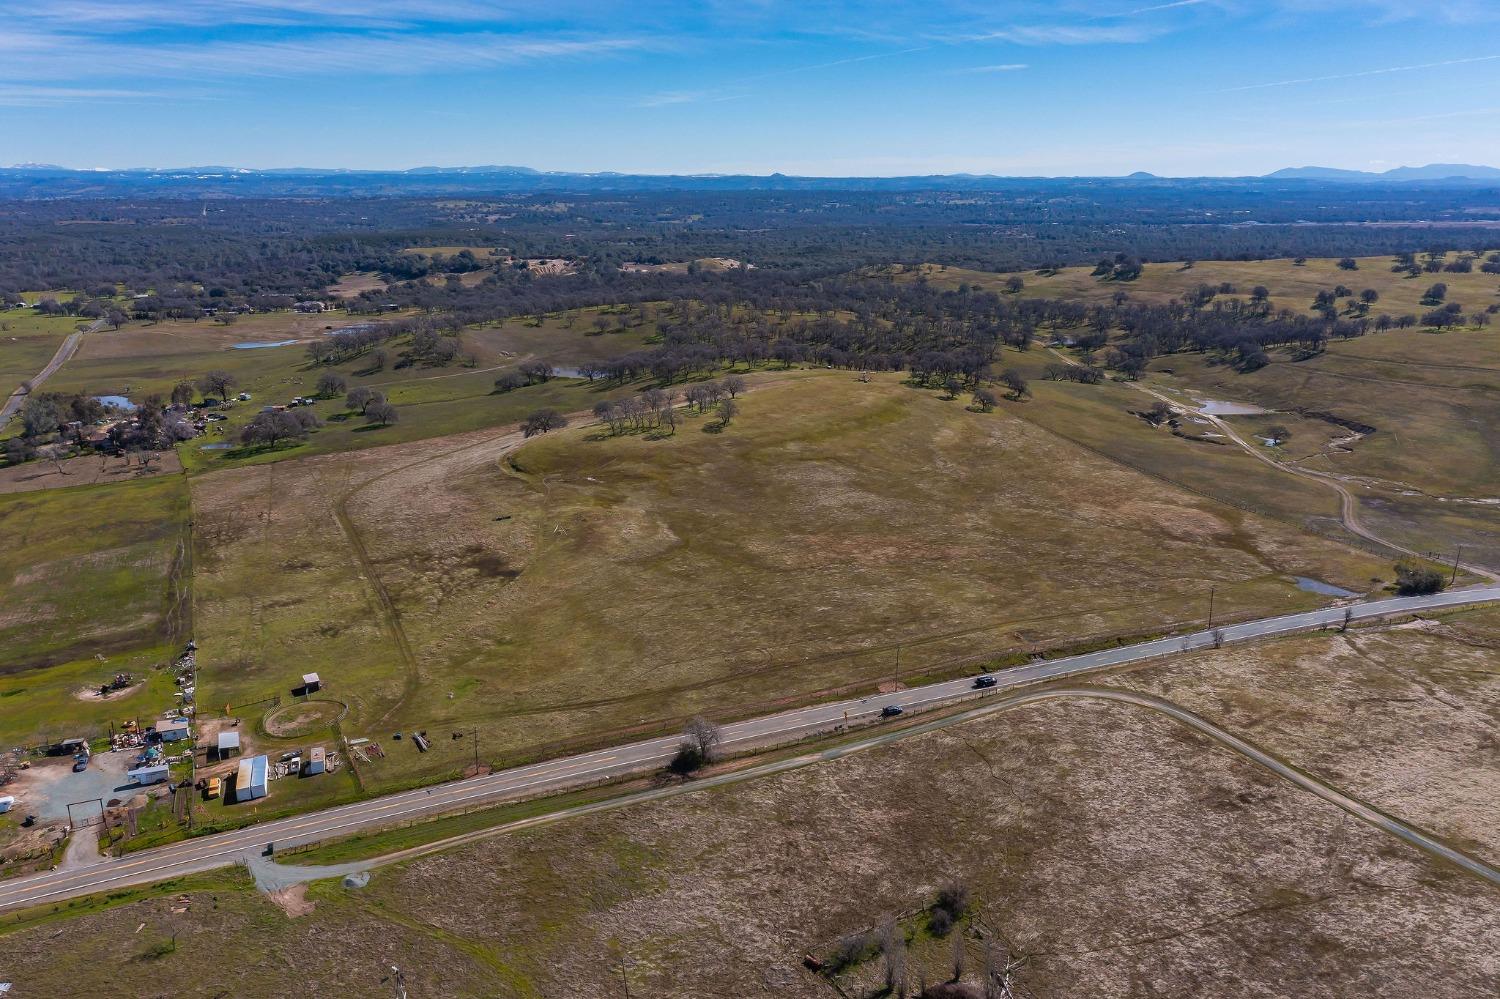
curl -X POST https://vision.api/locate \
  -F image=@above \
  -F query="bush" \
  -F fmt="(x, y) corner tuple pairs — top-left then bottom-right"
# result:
(1395, 562), (1446, 596)
(668, 743), (705, 774)
(493, 371), (527, 393)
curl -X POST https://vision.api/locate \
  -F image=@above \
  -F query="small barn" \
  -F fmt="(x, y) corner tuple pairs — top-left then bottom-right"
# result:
(304, 746), (326, 776)
(301, 672), (321, 694)
(234, 754), (269, 803)
(216, 731), (241, 760)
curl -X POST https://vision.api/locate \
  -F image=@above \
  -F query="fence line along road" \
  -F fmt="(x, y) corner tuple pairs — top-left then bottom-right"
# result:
(1, 584), (1496, 913)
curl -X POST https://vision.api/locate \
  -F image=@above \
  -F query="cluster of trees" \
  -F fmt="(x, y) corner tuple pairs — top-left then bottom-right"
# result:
(493, 360), (555, 393)
(593, 392), (679, 435)
(589, 375), (744, 437)
(346, 387), (398, 426)
(10, 391), (194, 462)
(240, 408), (321, 447)
(1395, 561), (1447, 596)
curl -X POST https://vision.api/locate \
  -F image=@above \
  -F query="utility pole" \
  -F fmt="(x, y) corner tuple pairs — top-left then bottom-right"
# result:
(1451, 546), (1463, 586)
(1207, 585), (1216, 630)
(472, 727), (480, 774)
(894, 644), (902, 688)
(389, 965), (407, 999)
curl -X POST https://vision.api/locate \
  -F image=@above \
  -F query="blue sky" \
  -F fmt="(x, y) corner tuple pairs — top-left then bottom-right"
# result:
(3, 1), (1499, 175)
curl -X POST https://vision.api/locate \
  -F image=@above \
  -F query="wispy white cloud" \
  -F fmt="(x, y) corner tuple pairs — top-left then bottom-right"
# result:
(636, 90), (751, 108)
(954, 63), (1029, 74)
(1107, 0), (1210, 17)
(969, 23), (1165, 45)
(0, 31), (646, 82)
(1216, 53), (1500, 92)
(12, 1), (507, 30)
(0, 85), (185, 107)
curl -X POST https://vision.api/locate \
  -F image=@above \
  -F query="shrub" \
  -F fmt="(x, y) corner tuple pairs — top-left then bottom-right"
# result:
(1395, 562), (1446, 596)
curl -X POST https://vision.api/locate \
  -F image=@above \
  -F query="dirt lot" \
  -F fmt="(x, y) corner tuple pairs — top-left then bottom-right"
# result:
(3, 613), (1497, 995)
(5, 751), (138, 822)
(0, 449), (181, 494)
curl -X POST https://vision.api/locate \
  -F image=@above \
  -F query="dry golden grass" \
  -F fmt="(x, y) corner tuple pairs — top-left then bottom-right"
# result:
(6, 610), (1497, 997)
(191, 372), (1384, 793)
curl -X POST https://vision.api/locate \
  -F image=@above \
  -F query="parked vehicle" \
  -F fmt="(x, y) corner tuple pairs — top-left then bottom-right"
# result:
(205, 776), (221, 799)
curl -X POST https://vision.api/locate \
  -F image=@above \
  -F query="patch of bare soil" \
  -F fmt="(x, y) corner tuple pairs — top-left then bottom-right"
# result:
(268, 884), (316, 918)
(0, 450), (181, 495)
(263, 700), (343, 737)
(329, 271), (387, 298)
(1116, 613), (1500, 859)
(73, 680), (144, 701)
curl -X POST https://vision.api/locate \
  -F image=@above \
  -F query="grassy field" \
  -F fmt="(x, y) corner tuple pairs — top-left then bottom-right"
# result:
(16, 303), (658, 472)
(0, 474), (190, 672)
(904, 251), (1500, 320)
(0, 307), (87, 402)
(1134, 325), (1500, 567)
(0, 644), (180, 749)
(188, 372), (1385, 798)
(3, 609), (1496, 997)
(901, 254), (1499, 570)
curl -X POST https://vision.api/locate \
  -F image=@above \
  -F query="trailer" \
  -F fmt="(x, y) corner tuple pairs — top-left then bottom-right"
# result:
(128, 763), (171, 786)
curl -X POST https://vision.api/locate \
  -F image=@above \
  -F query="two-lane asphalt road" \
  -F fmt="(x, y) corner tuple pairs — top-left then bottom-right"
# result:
(2, 584), (1495, 912)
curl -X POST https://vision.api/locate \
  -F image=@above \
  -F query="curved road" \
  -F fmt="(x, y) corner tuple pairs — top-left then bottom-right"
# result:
(1045, 345), (1499, 583)
(1, 584), (1495, 913)
(0, 331), (83, 431)
(242, 684), (1497, 892)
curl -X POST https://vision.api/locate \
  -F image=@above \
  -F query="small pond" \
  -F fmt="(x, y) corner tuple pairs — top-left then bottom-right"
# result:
(1293, 576), (1358, 598)
(94, 394), (137, 411)
(233, 340), (299, 350)
(1195, 398), (1269, 416)
(200, 443), (233, 451)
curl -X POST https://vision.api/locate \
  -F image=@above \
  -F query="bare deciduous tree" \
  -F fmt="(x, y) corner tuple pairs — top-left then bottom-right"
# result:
(882, 919), (907, 997)
(198, 370), (236, 403)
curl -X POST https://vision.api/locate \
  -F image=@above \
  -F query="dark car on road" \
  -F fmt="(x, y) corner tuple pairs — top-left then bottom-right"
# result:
(881, 705), (904, 718)
(973, 674), (997, 689)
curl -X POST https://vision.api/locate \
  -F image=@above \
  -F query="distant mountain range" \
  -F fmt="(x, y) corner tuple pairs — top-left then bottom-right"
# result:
(1, 163), (1496, 198)
(1267, 164), (1500, 182)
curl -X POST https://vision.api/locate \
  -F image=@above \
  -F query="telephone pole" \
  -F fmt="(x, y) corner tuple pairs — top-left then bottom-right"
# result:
(1207, 585), (1216, 630)
(1451, 546), (1463, 586)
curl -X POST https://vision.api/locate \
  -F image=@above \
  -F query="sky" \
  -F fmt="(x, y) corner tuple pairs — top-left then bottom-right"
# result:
(2, 0), (1499, 176)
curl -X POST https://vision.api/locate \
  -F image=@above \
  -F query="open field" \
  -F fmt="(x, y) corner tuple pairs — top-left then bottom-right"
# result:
(1119, 605), (1500, 860)
(0, 644), (180, 749)
(0, 448), (181, 494)
(1134, 325), (1500, 568)
(3, 609), (1496, 996)
(903, 251), (1500, 320)
(995, 348), (1353, 534)
(0, 474), (189, 672)
(904, 257), (1499, 571)
(0, 307), (87, 392)
(189, 372), (1385, 797)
